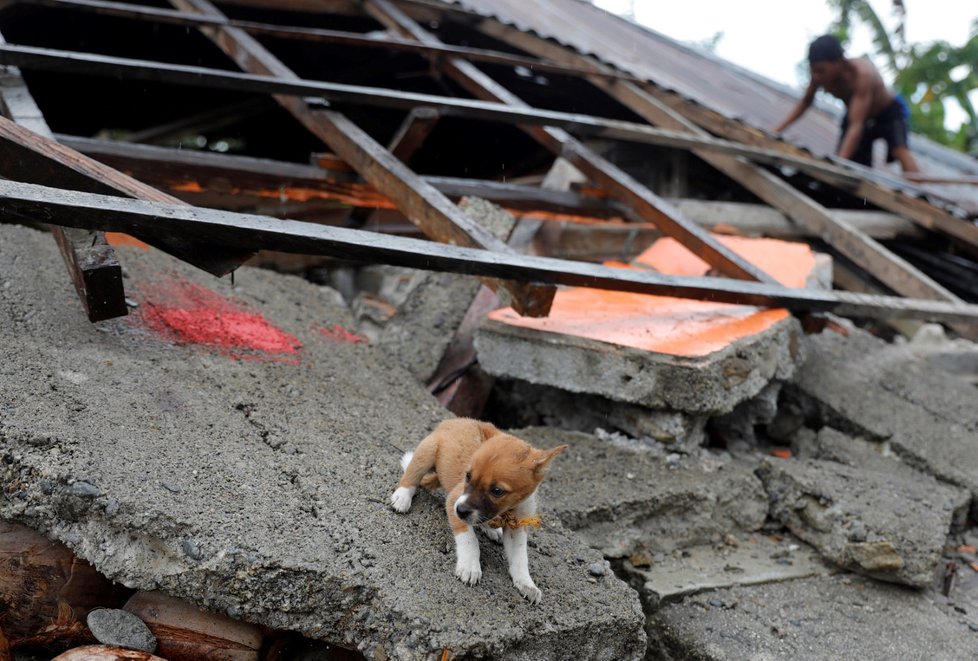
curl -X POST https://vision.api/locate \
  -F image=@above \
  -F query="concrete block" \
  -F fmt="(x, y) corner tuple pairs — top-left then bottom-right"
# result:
(0, 224), (646, 661)
(799, 427), (971, 528)
(518, 428), (768, 558)
(477, 316), (803, 415)
(648, 574), (978, 660)
(476, 235), (814, 415)
(757, 456), (961, 587)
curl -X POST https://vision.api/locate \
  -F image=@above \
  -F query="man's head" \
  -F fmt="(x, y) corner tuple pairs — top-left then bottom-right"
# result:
(808, 34), (845, 86)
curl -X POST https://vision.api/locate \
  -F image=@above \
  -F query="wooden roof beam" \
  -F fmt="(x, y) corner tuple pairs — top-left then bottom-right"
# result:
(0, 28), (127, 322)
(4, 179), (978, 324)
(17, 0), (643, 84)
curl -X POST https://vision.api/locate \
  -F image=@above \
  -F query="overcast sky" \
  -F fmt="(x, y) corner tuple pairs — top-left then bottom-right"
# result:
(593, 0), (977, 127)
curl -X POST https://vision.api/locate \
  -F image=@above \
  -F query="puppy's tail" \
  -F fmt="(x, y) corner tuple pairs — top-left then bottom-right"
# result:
(399, 451), (414, 473)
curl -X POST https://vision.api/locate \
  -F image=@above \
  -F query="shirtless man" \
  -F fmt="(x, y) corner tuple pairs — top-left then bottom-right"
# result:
(775, 34), (920, 173)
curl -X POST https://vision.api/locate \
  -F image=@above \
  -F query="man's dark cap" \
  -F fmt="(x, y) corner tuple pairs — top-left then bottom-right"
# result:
(808, 35), (845, 63)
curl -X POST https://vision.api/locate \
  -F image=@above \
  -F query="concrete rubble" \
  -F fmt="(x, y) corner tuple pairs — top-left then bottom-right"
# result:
(647, 574), (978, 660)
(757, 456), (959, 587)
(0, 224), (645, 660)
(4, 216), (978, 659)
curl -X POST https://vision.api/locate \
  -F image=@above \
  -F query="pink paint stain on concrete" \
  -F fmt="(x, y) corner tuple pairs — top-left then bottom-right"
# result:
(317, 324), (368, 344)
(134, 276), (301, 361)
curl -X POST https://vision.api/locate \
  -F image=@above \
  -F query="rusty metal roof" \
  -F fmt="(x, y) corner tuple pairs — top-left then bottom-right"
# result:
(449, 0), (978, 215)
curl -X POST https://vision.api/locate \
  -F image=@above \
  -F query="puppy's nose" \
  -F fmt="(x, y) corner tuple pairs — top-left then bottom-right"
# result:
(455, 501), (474, 522)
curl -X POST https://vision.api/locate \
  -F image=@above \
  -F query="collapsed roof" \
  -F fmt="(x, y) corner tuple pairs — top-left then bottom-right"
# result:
(1, 0), (978, 329)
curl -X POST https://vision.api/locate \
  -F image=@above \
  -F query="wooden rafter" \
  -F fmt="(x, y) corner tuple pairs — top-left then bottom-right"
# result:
(466, 13), (964, 305)
(0, 44), (873, 190)
(361, 0), (778, 284)
(163, 0), (555, 317)
(5, 179), (978, 323)
(0, 28), (127, 322)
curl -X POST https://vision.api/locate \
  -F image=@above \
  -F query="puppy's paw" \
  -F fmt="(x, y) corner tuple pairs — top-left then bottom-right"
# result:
(480, 524), (503, 544)
(455, 560), (482, 585)
(514, 579), (542, 604)
(390, 486), (415, 513)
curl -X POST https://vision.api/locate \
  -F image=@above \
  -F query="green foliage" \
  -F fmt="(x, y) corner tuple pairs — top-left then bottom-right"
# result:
(826, 1), (977, 155)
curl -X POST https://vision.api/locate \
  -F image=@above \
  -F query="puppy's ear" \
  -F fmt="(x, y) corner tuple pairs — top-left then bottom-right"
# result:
(477, 421), (502, 441)
(532, 444), (569, 477)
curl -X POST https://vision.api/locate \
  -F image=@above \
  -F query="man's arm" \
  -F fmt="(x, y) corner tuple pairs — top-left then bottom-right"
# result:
(774, 81), (817, 133)
(836, 69), (874, 160)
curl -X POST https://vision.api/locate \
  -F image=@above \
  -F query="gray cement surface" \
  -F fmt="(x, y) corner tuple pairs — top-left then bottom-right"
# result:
(519, 428), (768, 558)
(647, 573), (978, 660)
(0, 224), (645, 660)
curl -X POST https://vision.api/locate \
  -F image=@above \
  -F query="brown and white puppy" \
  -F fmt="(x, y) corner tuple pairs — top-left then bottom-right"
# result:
(390, 418), (567, 604)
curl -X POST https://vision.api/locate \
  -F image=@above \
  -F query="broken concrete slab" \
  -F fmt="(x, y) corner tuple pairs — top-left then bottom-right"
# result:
(756, 455), (960, 587)
(476, 317), (802, 415)
(476, 235), (811, 415)
(647, 574), (978, 660)
(622, 533), (834, 610)
(518, 428), (768, 558)
(796, 427), (971, 528)
(783, 327), (978, 515)
(0, 224), (646, 660)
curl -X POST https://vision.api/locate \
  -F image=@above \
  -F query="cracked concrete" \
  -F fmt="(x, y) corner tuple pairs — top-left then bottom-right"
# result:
(0, 223), (646, 660)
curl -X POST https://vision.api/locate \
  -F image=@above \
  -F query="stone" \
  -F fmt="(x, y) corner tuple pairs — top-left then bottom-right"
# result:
(86, 608), (157, 653)
(622, 533), (833, 610)
(785, 328), (978, 516)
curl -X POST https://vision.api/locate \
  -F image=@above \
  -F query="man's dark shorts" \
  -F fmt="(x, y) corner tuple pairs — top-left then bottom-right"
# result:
(839, 96), (910, 166)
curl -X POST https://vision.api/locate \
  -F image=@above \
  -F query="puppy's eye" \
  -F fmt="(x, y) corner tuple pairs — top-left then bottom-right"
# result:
(490, 485), (506, 498)
(465, 472), (471, 483)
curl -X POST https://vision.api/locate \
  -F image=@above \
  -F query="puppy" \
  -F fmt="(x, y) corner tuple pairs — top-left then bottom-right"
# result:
(390, 418), (567, 604)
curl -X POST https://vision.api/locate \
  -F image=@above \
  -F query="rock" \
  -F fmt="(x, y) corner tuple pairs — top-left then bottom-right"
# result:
(523, 428), (768, 557)
(86, 609), (157, 654)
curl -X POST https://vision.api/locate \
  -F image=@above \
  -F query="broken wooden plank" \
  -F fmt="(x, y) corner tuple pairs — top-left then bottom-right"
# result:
(3, 179), (978, 323)
(0, 43), (869, 189)
(166, 0), (555, 316)
(0, 114), (252, 277)
(468, 16), (962, 303)
(362, 0), (778, 284)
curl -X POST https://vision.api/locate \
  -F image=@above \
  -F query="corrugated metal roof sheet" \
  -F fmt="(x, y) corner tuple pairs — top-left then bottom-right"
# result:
(448, 0), (978, 215)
